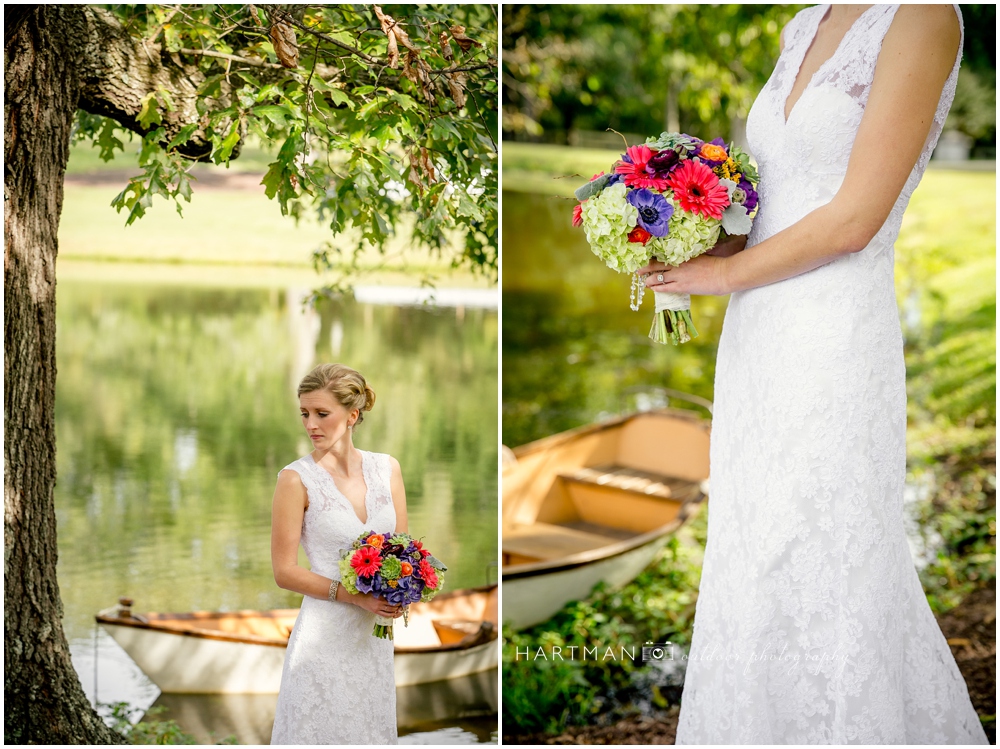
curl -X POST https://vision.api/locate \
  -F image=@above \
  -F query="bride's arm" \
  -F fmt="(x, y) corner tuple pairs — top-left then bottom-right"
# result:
(270, 469), (388, 611)
(644, 5), (961, 296)
(389, 457), (408, 535)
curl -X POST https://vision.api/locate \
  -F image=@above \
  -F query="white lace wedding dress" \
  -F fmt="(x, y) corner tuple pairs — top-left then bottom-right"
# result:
(675, 5), (988, 744)
(270, 450), (398, 745)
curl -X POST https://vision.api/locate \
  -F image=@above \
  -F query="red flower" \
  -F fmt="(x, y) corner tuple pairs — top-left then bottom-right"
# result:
(419, 559), (439, 588)
(350, 546), (382, 577)
(628, 226), (651, 245)
(614, 145), (669, 191)
(572, 203), (584, 227)
(665, 160), (730, 220)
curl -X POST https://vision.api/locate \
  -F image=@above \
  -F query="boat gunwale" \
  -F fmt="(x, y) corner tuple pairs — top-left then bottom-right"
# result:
(96, 584), (499, 653)
(506, 407), (710, 463)
(501, 496), (703, 580)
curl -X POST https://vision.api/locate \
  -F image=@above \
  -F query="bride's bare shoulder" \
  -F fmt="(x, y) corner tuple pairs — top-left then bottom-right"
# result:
(885, 5), (961, 61)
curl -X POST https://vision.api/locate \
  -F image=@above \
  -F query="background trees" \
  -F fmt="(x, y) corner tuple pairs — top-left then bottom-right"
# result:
(502, 3), (995, 155)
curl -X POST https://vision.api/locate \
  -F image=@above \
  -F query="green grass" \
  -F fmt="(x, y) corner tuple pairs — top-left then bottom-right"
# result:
(502, 143), (623, 197)
(66, 134), (279, 176)
(59, 141), (492, 288)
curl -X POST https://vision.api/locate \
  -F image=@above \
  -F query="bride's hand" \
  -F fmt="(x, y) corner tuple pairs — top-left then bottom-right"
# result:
(354, 594), (404, 618)
(704, 233), (748, 258)
(638, 254), (732, 296)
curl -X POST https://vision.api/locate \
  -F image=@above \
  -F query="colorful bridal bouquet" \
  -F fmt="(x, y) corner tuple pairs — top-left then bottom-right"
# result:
(339, 530), (447, 639)
(573, 132), (759, 344)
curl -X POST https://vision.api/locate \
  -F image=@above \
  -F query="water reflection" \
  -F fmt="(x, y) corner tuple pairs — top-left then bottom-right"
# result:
(142, 669), (498, 744)
(502, 190), (726, 447)
(55, 278), (498, 742)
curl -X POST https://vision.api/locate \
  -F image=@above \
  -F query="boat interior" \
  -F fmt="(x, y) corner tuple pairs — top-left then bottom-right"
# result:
(99, 585), (498, 651)
(502, 410), (710, 568)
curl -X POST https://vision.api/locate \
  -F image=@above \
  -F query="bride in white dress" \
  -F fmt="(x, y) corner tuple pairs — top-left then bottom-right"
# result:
(269, 363), (405, 744)
(640, 4), (989, 744)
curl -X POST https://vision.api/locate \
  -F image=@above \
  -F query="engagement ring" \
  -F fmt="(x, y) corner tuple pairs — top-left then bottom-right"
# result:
(657, 274), (664, 282)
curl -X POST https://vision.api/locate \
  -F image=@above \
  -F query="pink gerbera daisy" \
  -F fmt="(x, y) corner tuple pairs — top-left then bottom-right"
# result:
(665, 159), (730, 220)
(572, 203), (584, 227)
(350, 546), (383, 577)
(614, 145), (670, 191)
(418, 559), (439, 588)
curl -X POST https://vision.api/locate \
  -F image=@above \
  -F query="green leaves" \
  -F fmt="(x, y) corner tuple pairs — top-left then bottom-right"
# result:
(84, 4), (497, 279)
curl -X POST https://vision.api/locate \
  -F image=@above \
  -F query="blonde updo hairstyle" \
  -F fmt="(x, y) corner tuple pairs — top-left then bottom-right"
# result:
(298, 363), (376, 425)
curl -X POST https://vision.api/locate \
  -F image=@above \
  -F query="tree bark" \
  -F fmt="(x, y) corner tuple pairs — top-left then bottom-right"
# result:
(4, 6), (225, 743)
(4, 6), (124, 744)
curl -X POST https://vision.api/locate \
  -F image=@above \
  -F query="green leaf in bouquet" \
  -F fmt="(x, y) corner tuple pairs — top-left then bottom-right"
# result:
(425, 553), (448, 571)
(645, 131), (699, 154)
(574, 173), (609, 202)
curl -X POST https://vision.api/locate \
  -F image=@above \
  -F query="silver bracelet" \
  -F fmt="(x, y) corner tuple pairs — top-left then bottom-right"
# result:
(328, 579), (339, 603)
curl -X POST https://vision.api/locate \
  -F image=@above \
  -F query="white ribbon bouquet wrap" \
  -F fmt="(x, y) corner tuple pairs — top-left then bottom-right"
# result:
(574, 132), (758, 345)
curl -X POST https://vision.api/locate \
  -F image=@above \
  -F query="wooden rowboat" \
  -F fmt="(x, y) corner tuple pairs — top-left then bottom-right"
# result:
(502, 408), (710, 630)
(96, 584), (497, 693)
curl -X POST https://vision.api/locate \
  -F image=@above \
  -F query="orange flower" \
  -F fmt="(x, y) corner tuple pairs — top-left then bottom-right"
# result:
(699, 143), (728, 163)
(400, 561), (413, 576)
(366, 534), (384, 548)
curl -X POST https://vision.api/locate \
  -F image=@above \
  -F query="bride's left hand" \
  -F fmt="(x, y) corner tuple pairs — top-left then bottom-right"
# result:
(638, 253), (731, 296)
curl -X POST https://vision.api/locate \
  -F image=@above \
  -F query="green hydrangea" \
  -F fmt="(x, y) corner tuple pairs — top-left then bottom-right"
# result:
(338, 559), (359, 594)
(647, 198), (722, 266)
(580, 182), (649, 274)
(381, 555), (402, 581)
(420, 586), (440, 603)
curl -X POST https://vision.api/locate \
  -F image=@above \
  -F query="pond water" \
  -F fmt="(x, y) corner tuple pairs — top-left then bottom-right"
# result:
(502, 190), (725, 448)
(55, 278), (498, 743)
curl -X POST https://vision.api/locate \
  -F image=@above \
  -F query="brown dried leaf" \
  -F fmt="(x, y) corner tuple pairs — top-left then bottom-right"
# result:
(446, 72), (467, 109)
(386, 28), (399, 68)
(269, 21), (298, 68)
(449, 25), (481, 53)
(373, 5), (419, 52)
(419, 148), (438, 184)
(438, 31), (454, 62)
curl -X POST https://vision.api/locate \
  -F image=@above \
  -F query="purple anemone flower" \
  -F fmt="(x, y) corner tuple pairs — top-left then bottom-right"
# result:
(738, 178), (759, 211)
(356, 575), (374, 594)
(627, 188), (673, 237)
(607, 173), (623, 186)
(647, 149), (679, 178)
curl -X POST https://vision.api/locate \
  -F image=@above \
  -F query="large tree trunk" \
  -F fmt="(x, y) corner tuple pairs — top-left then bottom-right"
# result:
(4, 5), (229, 742)
(4, 6), (124, 743)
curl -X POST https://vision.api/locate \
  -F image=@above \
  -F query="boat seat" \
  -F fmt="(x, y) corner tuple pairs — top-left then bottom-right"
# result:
(560, 464), (701, 501)
(502, 521), (624, 561)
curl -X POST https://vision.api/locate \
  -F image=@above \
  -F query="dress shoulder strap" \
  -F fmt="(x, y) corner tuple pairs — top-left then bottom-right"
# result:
(361, 450), (395, 511)
(278, 456), (332, 510)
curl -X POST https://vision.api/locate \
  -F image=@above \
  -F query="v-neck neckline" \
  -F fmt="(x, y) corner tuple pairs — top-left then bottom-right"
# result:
(308, 451), (371, 526)
(782, 4), (880, 125)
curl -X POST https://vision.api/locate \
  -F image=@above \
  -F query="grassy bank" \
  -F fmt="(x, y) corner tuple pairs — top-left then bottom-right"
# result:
(58, 140), (492, 289)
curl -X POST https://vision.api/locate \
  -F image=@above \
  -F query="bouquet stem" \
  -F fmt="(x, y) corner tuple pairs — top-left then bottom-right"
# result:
(373, 614), (394, 640)
(649, 291), (699, 345)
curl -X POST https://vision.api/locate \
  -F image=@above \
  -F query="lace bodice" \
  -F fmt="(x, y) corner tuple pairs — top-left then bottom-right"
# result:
(675, 5), (987, 744)
(281, 450), (397, 579)
(745, 4), (962, 251)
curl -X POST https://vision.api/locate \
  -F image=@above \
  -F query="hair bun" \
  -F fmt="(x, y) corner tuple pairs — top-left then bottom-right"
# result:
(364, 385), (376, 411)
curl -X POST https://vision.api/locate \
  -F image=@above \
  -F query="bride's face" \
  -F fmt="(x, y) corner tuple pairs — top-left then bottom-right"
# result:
(299, 389), (356, 449)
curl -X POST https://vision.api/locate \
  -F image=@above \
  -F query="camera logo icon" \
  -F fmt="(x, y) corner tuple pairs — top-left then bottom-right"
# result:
(641, 641), (673, 662)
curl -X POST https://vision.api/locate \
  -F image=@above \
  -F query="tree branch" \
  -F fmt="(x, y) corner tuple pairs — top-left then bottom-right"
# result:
(178, 47), (284, 69)
(280, 14), (382, 66)
(72, 6), (237, 161)
(426, 62), (497, 75)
